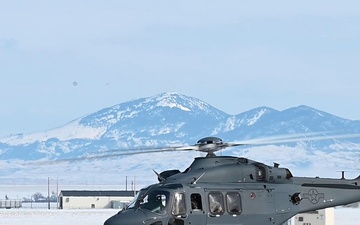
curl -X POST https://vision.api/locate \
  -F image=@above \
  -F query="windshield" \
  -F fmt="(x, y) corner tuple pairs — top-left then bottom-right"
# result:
(139, 190), (170, 214)
(126, 188), (148, 209)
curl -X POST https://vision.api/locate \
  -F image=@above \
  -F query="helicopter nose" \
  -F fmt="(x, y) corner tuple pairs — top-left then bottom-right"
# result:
(104, 210), (147, 225)
(104, 214), (120, 225)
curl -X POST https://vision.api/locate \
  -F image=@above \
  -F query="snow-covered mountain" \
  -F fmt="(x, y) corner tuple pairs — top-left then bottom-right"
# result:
(1, 92), (360, 186)
(1, 92), (359, 160)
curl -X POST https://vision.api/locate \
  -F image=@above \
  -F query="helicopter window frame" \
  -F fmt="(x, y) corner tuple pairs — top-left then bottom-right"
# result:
(225, 192), (242, 215)
(208, 192), (225, 216)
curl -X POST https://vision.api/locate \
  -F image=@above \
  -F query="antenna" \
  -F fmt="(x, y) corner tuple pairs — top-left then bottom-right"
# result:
(192, 173), (205, 184)
(337, 170), (347, 179)
(153, 169), (166, 182)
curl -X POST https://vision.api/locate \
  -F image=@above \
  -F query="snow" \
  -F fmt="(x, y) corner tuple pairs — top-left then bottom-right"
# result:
(156, 95), (191, 111)
(157, 100), (191, 111)
(0, 208), (118, 225)
(247, 108), (267, 126)
(1, 119), (106, 145)
(224, 116), (236, 131)
(150, 92), (213, 112)
(0, 207), (358, 225)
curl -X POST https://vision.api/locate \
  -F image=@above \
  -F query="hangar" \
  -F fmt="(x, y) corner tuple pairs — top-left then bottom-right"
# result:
(59, 190), (135, 209)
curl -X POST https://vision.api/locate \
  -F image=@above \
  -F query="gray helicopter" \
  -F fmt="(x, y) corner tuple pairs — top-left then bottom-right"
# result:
(103, 134), (360, 225)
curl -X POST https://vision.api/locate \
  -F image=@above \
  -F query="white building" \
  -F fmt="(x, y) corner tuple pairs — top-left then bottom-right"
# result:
(59, 190), (136, 209)
(284, 208), (335, 225)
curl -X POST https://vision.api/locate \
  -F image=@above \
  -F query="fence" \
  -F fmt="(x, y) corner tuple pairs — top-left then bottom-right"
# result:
(0, 199), (22, 208)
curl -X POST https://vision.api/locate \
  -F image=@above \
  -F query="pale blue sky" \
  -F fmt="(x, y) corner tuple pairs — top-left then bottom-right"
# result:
(1, 1), (360, 137)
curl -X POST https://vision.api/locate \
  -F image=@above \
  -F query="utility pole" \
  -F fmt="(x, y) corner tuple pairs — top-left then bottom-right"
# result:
(56, 177), (59, 209)
(48, 177), (50, 210)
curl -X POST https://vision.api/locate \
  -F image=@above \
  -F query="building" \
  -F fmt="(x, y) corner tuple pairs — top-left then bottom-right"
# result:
(284, 208), (335, 225)
(59, 190), (136, 209)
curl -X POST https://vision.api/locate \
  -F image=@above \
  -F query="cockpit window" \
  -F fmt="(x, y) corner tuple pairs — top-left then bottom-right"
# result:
(127, 189), (145, 209)
(139, 190), (169, 214)
(172, 192), (186, 216)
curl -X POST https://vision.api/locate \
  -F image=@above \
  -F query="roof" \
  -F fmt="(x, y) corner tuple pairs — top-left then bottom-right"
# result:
(59, 190), (136, 197)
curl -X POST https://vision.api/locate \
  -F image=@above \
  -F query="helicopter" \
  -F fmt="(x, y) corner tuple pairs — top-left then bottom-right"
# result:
(102, 134), (360, 225)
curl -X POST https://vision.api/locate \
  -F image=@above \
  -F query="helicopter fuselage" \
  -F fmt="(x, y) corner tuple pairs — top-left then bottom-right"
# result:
(104, 156), (360, 225)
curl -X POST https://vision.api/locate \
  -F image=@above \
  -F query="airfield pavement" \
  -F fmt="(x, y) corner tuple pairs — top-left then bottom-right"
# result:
(0, 207), (359, 225)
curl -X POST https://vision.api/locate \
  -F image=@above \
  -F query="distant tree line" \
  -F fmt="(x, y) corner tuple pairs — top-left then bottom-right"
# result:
(22, 191), (57, 202)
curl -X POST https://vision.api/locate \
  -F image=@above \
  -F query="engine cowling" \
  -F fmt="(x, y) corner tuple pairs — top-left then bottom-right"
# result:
(158, 170), (181, 182)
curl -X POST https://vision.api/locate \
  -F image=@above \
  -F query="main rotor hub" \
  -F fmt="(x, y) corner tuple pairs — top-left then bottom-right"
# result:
(197, 137), (223, 145)
(196, 137), (224, 157)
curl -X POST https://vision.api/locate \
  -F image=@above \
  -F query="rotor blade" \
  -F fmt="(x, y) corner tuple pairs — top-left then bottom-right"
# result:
(85, 142), (201, 155)
(218, 132), (331, 148)
(26, 145), (199, 165)
(218, 133), (360, 148)
(223, 142), (246, 148)
(238, 133), (360, 145)
(231, 131), (335, 145)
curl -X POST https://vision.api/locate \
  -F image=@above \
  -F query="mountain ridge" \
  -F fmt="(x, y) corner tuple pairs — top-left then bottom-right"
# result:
(1, 92), (360, 161)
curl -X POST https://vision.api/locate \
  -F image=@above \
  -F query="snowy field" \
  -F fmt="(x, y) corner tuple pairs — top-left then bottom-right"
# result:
(0, 207), (358, 225)
(0, 208), (118, 225)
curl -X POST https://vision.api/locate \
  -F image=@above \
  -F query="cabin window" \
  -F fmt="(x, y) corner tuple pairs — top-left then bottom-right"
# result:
(226, 192), (242, 214)
(172, 193), (186, 216)
(208, 192), (224, 215)
(190, 193), (202, 211)
(286, 169), (293, 179)
(255, 164), (266, 181)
